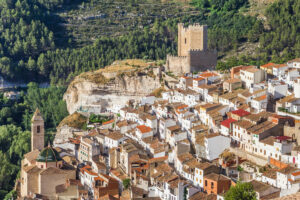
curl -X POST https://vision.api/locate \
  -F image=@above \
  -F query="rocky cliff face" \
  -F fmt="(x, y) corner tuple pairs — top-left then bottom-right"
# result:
(64, 60), (164, 114)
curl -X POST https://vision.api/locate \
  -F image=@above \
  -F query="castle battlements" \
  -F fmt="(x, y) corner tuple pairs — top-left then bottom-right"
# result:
(179, 23), (205, 31)
(166, 23), (217, 75)
(188, 49), (217, 53)
(167, 54), (188, 59)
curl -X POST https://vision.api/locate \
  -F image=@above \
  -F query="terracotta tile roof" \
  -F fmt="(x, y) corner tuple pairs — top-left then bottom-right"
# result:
(221, 118), (236, 128)
(176, 104), (188, 110)
(261, 62), (276, 69)
(177, 152), (194, 163)
(204, 173), (230, 181)
(148, 156), (168, 164)
(278, 166), (299, 175)
(231, 109), (251, 117)
(262, 168), (278, 179)
(136, 125), (152, 133)
(250, 180), (273, 193)
(243, 67), (260, 73)
(233, 120), (254, 129)
(189, 192), (217, 200)
(194, 77), (205, 81)
(272, 192), (300, 200)
(224, 78), (241, 83)
(260, 136), (276, 146)
(167, 125), (181, 132)
(247, 121), (277, 135)
(102, 119), (114, 125)
(200, 72), (219, 78)
(24, 149), (40, 162)
(291, 171), (300, 176)
(80, 165), (98, 176)
(106, 132), (125, 140)
(253, 94), (267, 101)
(273, 64), (287, 69)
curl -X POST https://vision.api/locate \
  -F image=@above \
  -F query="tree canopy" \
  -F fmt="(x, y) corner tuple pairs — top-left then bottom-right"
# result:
(225, 182), (257, 200)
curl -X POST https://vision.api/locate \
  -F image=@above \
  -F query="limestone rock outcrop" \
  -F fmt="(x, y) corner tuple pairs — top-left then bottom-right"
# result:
(64, 59), (164, 114)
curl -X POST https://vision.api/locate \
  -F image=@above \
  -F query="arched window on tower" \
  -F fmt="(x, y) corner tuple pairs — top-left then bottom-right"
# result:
(37, 126), (40, 133)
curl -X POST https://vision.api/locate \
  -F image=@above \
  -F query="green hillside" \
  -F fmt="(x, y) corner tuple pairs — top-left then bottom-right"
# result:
(0, 0), (299, 84)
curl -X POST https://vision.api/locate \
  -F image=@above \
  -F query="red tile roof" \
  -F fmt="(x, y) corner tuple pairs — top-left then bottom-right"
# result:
(194, 77), (205, 81)
(254, 94), (267, 101)
(80, 165), (98, 176)
(221, 118), (237, 129)
(200, 72), (218, 78)
(261, 63), (275, 69)
(231, 109), (251, 117)
(102, 119), (114, 125)
(274, 136), (291, 141)
(291, 171), (300, 176)
(137, 125), (152, 134)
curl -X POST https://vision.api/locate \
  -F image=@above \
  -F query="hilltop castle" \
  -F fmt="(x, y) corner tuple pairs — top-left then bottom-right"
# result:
(166, 23), (217, 75)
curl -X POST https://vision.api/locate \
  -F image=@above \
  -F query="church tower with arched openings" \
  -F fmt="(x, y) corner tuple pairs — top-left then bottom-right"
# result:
(31, 108), (45, 151)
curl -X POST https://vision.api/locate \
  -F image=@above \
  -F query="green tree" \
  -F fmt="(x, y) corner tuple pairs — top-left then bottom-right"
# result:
(225, 182), (257, 200)
(123, 178), (131, 190)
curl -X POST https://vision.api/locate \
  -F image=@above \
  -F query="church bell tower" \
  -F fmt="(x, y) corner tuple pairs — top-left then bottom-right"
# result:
(31, 108), (45, 151)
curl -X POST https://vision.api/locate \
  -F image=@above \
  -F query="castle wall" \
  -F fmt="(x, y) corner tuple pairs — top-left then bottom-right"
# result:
(178, 23), (207, 57)
(188, 50), (217, 72)
(166, 55), (190, 75)
(169, 23), (217, 75)
(189, 25), (207, 51)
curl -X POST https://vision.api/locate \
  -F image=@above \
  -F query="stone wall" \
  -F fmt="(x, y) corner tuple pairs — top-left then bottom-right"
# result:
(188, 50), (217, 72)
(178, 23), (207, 57)
(166, 55), (190, 75)
(230, 147), (268, 166)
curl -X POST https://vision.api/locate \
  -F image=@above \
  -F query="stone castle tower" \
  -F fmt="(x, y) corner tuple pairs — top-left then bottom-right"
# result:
(31, 108), (45, 151)
(178, 23), (207, 56)
(166, 23), (217, 75)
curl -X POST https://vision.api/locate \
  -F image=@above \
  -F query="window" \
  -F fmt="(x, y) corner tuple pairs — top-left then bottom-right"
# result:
(205, 180), (207, 186)
(185, 38), (187, 44)
(211, 182), (214, 189)
(37, 126), (40, 133)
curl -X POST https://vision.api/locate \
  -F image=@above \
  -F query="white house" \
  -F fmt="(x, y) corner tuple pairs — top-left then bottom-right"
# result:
(276, 166), (300, 189)
(79, 137), (100, 163)
(268, 80), (288, 99)
(251, 94), (268, 113)
(287, 58), (300, 69)
(240, 67), (266, 88)
(104, 132), (127, 154)
(220, 118), (236, 136)
(204, 134), (231, 161)
(140, 95), (156, 105)
(193, 77), (206, 88)
(159, 118), (177, 140)
(136, 125), (153, 139)
(272, 64), (289, 77)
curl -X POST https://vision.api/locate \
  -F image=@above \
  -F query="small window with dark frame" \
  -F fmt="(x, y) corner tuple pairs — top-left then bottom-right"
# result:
(37, 126), (40, 133)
